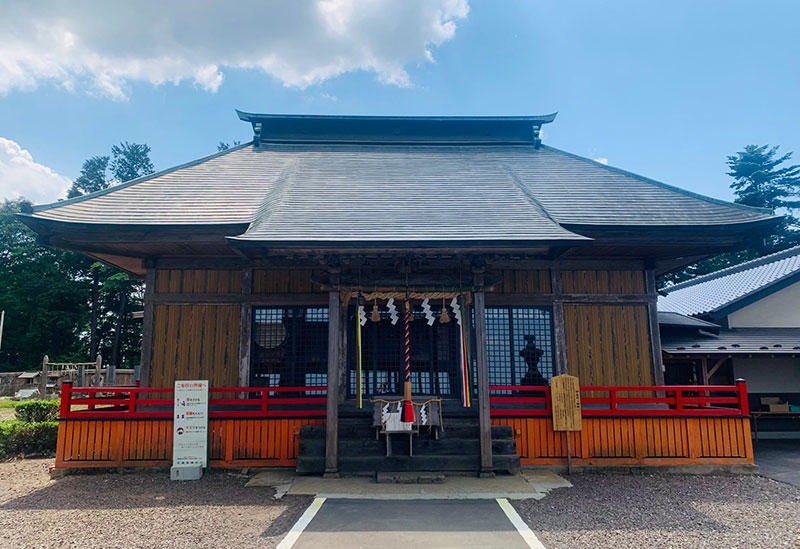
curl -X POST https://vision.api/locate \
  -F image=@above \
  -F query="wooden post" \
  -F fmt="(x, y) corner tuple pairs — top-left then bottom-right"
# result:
(238, 268), (253, 391)
(473, 290), (494, 478)
(40, 355), (48, 398)
(101, 354), (113, 385)
(550, 267), (568, 375)
(645, 268), (665, 386)
(735, 378), (750, 416)
(77, 359), (86, 388)
(324, 290), (341, 478)
(138, 268), (156, 387)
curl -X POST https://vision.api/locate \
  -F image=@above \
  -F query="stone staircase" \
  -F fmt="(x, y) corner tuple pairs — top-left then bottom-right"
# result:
(296, 400), (520, 475)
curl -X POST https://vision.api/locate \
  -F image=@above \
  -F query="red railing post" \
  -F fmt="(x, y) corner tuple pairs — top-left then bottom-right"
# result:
(129, 388), (138, 415)
(610, 387), (618, 413)
(735, 379), (750, 416)
(674, 388), (683, 412)
(60, 380), (72, 418)
(261, 389), (269, 416)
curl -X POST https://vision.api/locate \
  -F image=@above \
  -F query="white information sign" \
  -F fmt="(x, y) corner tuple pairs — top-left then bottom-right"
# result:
(172, 380), (209, 468)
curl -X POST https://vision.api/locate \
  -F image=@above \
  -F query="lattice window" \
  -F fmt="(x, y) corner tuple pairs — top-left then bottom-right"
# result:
(347, 304), (462, 399)
(486, 307), (554, 386)
(251, 307), (328, 388)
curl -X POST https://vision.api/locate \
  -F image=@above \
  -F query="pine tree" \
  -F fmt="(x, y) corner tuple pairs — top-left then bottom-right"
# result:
(661, 144), (800, 287)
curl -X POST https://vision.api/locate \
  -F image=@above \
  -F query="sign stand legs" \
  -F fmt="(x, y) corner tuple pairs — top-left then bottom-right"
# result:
(566, 435), (572, 475)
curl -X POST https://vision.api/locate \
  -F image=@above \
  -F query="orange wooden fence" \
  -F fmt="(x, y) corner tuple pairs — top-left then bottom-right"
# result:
(55, 418), (324, 469)
(492, 417), (753, 467)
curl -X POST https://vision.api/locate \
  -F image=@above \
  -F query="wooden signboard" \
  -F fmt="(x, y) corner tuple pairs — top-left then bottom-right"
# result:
(551, 374), (582, 432)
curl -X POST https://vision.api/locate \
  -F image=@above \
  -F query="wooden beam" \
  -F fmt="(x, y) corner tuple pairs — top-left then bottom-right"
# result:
(645, 268), (665, 386)
(149, 293), (328, 305)
(324, 290), (341, 478)
(706, 357), (727, 381)
(138, 268), (156, 387)
(473, 290), (495, 477)
(485, 293), (655, 306)
(238, 268), (253, 389)
(550, 268), (568, 375)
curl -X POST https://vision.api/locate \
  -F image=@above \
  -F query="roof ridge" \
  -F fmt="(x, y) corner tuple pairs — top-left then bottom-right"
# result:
(32, 141), (253, 213)
(245, 158), (299, 227)
(540, 145), (776, 217)
(499, 161), (590, 241)
(665, 245), (800, 292)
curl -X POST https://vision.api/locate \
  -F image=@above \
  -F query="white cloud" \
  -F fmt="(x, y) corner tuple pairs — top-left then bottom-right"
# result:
(0, 138), (71, 204)
(0, 0), (470, 99)
(594, 157), (609, 165)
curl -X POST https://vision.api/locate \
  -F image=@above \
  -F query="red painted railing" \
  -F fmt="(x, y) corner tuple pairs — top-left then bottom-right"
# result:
(59, 381), (327, 420)
(490, 380), (750, 418)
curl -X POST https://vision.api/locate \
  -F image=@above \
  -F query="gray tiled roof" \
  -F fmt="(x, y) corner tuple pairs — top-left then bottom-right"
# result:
(661, 328), (800, 355)
(658, 311), (721, 331)
(28, 114), (776, 244)
(658, 246), (800, 316)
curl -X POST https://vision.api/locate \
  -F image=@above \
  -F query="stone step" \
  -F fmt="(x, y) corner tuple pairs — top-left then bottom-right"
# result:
(300, 437), (517, 457)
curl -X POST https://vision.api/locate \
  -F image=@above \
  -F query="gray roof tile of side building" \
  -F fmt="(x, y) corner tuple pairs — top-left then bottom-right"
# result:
(26, 114), (777, 243)
(658, 311), (721, 331)
(658, 246), (800, 316)
(661, 327), (800, 355)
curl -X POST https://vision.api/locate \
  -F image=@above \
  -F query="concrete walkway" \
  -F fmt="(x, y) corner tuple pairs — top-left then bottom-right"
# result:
(247, 469), (571, 500)
(281, 498), (541, 549)
(754, 439), (800, 487)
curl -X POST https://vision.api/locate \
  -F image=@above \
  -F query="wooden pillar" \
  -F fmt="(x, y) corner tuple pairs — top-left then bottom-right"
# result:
(238, 268), (253, 389)
(138, 267), (156, 387)
(324, 290), (341, 477)
(473, 290), (495, 478)
(645, 268), (665, 386)
(550, 267), (568, 375)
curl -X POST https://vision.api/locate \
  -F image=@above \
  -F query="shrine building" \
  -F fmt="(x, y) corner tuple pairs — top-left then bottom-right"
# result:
(20, 112), (776, 475)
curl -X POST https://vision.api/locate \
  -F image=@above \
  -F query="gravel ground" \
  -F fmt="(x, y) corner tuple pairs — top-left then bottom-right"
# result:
(515, 473), (800, 549)
(0, 402), (15, 422)
(0, 459), (312, 549)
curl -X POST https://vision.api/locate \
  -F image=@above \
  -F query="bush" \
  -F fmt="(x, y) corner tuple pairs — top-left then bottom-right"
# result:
(14, 400), (60, 423)
(0, 420), (59, 457)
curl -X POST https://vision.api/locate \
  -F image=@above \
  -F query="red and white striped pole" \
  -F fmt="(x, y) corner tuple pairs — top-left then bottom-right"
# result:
(401, 300), (415, 423)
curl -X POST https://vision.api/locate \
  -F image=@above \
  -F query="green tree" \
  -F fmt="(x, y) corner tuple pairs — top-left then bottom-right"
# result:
(110, 142), (154, 182)
(728, 145), (800, 212)
(661, 144), (800, 287)
(67, 156), (110, 198)
(0, 200), (90, 371)
(66, 142), (153, 370)
(217, 140), (241, 151)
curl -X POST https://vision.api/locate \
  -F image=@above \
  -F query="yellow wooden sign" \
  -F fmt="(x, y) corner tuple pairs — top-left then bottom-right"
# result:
(551, 375), (582, 431)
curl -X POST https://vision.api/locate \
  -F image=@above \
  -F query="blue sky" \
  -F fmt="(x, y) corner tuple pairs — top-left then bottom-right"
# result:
(1, 1), (798, 205)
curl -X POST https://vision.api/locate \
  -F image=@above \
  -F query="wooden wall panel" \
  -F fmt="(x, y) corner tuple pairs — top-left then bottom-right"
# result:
(154, 269), (242, 294)
(563, 304), (654, 388)
(252, 269), (320, 294)
(487, 270), (551, 294)
(561, 270), (645, 294)
(492, 417), (754, 466)
(150, 304), (240, 388)
(55, 418), (325, 469)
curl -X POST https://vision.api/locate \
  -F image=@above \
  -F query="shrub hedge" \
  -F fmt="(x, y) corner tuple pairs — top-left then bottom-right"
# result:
(0, 420), (59, 457)
(14, 400), (60, 423)
(0, 400), (61, 458)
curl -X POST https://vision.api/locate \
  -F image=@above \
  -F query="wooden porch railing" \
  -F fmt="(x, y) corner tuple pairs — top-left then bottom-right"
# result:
(60, 381), (327, 420)
(490, 381), (754, 467)
(55, 382), (326, 470)
(489, 380), (750, 418)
